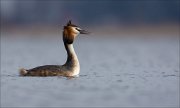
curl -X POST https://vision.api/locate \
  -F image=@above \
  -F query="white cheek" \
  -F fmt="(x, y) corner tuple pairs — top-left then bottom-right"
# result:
(72, 28), (80, 34)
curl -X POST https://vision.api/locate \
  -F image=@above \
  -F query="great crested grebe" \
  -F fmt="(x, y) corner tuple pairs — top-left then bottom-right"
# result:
(19, 20), (89, 77)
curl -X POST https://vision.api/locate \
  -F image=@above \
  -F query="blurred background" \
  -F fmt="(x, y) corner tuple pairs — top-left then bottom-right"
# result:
(1, 0), (179, 36)
(1, 0), (179, 107)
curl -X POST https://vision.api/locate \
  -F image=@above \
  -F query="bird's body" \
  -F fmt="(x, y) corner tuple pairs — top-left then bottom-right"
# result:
(19, 20), (89, 77)
(20, 65), (78, 77)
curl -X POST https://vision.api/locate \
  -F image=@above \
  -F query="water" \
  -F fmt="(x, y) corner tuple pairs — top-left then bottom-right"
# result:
(1, 35), (179, 107)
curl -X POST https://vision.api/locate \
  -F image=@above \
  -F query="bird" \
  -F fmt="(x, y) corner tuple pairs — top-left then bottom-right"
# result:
(19, 20), (89, 77)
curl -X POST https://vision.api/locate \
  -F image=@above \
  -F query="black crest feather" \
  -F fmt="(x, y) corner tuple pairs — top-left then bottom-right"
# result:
(66, 20), (78, 27)
(67, 20), (72, 26)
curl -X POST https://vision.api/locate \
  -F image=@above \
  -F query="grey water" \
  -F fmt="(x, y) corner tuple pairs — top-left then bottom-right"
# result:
(1, 35), (179, 107)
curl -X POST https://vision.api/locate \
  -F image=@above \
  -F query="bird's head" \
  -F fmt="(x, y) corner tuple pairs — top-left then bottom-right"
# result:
(63, 20), (89, 44)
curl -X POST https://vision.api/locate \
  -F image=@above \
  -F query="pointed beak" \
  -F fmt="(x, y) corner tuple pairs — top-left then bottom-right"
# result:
(79, 29), (90, 34)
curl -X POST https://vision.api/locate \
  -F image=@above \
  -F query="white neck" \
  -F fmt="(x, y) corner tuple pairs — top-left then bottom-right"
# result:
(64, 43), (80, 76)
(67, 44), (76, 56)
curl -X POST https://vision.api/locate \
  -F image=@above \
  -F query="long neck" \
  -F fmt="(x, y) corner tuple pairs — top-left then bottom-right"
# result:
(64, 42), (79, 67)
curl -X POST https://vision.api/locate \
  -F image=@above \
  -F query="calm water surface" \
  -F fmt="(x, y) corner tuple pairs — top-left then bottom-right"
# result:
(1, 35), (179, 107)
